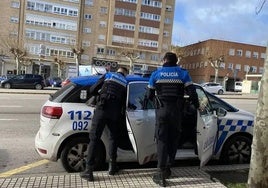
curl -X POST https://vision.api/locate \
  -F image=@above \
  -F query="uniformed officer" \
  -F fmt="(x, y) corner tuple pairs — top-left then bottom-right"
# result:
(80, 67), (128, 182)
(147, 52), (200, 187)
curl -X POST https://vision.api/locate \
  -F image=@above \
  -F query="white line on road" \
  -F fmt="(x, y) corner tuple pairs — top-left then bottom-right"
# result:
(0, 119), (19, 121)
(0, 105), (22, 108)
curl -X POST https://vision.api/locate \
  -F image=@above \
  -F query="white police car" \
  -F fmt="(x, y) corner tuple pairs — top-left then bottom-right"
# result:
(35, 74), (254, 172)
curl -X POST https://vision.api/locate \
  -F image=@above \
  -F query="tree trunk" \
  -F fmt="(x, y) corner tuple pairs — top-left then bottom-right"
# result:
(247, 44), (268, 187)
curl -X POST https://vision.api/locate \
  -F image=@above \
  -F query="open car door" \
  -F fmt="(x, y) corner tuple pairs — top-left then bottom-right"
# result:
(195, 86), (218, 167)
(126, 81), (157, 165)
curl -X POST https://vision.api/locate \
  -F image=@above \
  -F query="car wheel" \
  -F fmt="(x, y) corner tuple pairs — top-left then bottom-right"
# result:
(218, 89), (224, 95)
(220, 135), (252, 164)
(60, 137), (106, 172)
(4, 83), (11, 89)
(35, 84), (43, 90)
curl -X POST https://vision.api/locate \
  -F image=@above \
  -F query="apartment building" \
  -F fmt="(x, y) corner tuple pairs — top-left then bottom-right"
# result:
(179, 39), (266, 91)
(0, 0), (175, 78)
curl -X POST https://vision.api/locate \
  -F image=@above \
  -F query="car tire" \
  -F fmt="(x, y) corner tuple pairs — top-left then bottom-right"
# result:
(4, 83), (11, 89)
(60, 137), (106, 173)
(35, 84), (43, 90)
(220, 135), (252, 164)
(218, 89), (224, 95)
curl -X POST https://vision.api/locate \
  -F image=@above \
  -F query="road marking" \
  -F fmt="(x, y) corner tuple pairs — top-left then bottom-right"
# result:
(0, 159), (50, 178)
(0, 119), (19, 121)
(0, 105), (22, 108)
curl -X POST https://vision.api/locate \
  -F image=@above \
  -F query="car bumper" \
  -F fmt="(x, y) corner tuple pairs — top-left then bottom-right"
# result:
(34, 130), (59, 161)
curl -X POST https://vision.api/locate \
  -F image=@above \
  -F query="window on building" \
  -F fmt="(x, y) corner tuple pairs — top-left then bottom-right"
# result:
(82, 41), (90, 47)
(261, 53), (266, 59)
(151, 54), (159, 61)
(253, 52), (259, 59)
(97, 47), (105, 54)
(84, 14), (92, 20)
(164, 18), (171, 24)
(251, 66), (257, 73)
(229, 48), (235, 56)
(11, 1), (20, 8)
(85, 0), (94, 6)
(228, 63), (233, 70)
(100, 7), (108, 14)
(235, 64), (241, 70)
(199, 62), (204, 68)
(166, 5), (172, 11)
(83, 27), (91, 33)
(10, 17), (19, 23)
(220, 62), (225, 69)
(115, 8), (136, 17)
(236, 49), (243, 56)
(204, 61), (208, 67)
(259, 67), (264, 74)
(245, 50), (251, 58)
(106, 49), (116, 56)
(98, 35), (105, 41)
(139, 52), (146, 59)
(244, 65), (250, 72)
(99, 21), (107, 28)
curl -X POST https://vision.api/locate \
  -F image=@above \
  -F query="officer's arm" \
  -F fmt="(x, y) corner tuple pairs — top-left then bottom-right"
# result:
(89, 74), (105, 96)
(185, 84), (200, 109)
(146, 87), (155, 101)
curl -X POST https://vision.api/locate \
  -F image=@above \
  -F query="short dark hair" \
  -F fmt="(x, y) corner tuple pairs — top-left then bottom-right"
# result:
(117, 67), (128, 76)
(163, 52), (178, 64)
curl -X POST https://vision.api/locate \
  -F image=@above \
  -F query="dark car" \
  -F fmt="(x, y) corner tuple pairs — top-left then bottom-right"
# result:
(46, 77), (62, 87)
(0, 74), (45, 90)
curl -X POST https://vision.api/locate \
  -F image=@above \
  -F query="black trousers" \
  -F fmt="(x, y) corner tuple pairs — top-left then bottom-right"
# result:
(86, 108), (120, 168)
(155, 101), (183, 170)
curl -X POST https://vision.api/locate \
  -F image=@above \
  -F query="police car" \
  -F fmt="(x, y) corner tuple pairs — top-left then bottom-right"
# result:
(35, 74), (254, 172)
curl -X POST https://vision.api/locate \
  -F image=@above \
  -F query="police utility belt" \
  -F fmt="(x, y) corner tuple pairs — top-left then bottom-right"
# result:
(154, 94), (184, 108)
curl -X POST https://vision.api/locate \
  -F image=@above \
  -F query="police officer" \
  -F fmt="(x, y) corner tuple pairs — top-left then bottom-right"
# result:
(80, 67), (128, 182)
(147, 52), (200, 187)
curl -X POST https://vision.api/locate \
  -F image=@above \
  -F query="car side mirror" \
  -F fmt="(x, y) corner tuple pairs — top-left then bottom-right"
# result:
(215, 107), (227, 117)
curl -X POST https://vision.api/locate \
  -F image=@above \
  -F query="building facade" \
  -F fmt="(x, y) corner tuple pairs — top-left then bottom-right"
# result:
(179, 39), (266, 91)
(0, 0), (175, 79)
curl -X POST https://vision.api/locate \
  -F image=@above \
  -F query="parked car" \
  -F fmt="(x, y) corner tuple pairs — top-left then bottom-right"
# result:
(46, 77), (62, 87)
(202, 82), (224, 94)
(0, 74), (15, 82)
(234, 81), (242, 92)
(1, 74), (45, 90)
(35, 75), (254, 172)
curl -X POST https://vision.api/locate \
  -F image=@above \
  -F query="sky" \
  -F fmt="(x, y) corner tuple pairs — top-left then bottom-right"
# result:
(172, 0), (268, 47)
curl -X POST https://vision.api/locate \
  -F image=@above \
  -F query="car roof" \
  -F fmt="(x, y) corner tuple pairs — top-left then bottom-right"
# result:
(69, 74), (150, 86)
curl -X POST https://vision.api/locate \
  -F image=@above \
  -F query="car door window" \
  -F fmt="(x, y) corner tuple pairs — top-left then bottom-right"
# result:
(128, 82), (154, 110)
(196, 87), (213, 116)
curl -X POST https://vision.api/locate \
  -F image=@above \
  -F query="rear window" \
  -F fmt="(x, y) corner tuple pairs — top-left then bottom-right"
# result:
(49, 83), (92, 103)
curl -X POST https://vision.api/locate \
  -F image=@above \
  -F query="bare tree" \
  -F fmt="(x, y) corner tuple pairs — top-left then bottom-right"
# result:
(54, 57), (66, 78)
(247, 43), (268, 188)
(72, 47), (84, 77)
(171, 45), (193, 64)
(119, 48), (140, 74)
(0, 36), (27, 75)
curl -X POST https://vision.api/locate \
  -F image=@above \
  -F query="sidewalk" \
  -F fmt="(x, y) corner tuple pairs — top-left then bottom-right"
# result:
(0, 164), (249, 188)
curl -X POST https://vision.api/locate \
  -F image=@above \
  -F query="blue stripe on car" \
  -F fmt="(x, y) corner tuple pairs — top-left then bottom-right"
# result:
(214, 119), (254, 154)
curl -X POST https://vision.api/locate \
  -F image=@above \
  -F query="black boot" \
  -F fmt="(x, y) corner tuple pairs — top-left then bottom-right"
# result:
(108, 160), (119, 175)
(152, 171), (166, 187)
(164, 167), (171, 179)
(80, 166), (94, 182)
